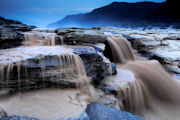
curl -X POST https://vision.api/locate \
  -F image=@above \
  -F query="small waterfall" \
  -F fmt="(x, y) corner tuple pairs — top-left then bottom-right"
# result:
(105, 35), (180, 119)
(104, 35), (135, 64)
(0, 53), (93, 97)
(118, 61), (180, 112)
(22, 31), (56, 46)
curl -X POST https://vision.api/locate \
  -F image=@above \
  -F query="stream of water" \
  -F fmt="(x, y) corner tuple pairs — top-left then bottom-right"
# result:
(0, 30), (180, 120)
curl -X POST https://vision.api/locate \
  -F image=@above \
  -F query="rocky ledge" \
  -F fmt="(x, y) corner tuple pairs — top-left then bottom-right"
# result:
(101, 27), (180, 75)
(55, 27), (180, 75)
(74, 48), (116, 85)
(0, 46), (114, 94)
(55, 27), (106, 45)
(0, 17), (35, 49)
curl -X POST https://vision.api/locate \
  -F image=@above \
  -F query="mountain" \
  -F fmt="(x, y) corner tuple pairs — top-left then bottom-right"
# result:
(47, 0), (180, 28)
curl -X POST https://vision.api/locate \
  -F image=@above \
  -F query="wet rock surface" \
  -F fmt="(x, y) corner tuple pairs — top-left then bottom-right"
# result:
(0, 17), (35, 49)
(85, 102), (142, 120)
(0, 46), (74, 93)
(0, 27), (23, 49)
(0, 46), (114, 93)
(55, 28), (107, 45)
(0, 26), (179, 120)
(101, 27), (180, 74)
(74, 48), (113, 84)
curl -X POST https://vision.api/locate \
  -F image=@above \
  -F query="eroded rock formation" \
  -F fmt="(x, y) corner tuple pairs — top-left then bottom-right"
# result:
(0, 17), (35, 49)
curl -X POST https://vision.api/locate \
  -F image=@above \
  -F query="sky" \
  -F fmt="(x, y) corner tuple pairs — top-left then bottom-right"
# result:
(0, 0), (165, 27)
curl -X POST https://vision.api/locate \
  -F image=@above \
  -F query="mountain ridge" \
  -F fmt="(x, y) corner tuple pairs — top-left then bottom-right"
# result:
(47, 0), (180, 28)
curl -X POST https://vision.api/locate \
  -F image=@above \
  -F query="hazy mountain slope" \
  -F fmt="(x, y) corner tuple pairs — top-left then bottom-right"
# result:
(47, 0), (180, 28)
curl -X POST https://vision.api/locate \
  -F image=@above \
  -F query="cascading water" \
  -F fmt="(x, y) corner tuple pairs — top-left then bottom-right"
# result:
(1, 28), (179, 120)
(22, 31), (56, 46)
(105, 34), (180, 120)
(0, 43), (94, 119)
(104, 35), (135, 64)
(0, 53), (93, 96)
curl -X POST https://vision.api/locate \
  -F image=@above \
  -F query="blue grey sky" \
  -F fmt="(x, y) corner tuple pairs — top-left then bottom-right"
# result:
(0, 0), (165, 27)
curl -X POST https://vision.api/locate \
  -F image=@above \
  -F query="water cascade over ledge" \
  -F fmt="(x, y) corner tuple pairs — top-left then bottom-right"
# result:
(1, 29), (180, 120)
(0, 46), (93, 97)
(22, 30), (57, 46)
(0, 46), (95, 119)
(104, 34), (180, 120)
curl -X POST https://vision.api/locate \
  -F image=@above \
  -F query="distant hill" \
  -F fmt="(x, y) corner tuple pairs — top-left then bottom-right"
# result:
(47, 0), (180, 28)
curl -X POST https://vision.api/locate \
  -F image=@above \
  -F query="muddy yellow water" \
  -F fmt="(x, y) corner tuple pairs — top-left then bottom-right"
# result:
(0, 88), (89, 120)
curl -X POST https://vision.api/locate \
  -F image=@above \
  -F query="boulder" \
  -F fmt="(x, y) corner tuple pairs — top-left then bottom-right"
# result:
(85, 102), (142, 120)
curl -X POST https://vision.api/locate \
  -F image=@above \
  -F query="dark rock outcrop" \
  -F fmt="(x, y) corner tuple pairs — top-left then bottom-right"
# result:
(74, 48), (113, 85)
(55, 28), (106, 45)
(100, 27), (180, 74)
(48, 0), (180, 28)
(85, 102), (142, 120)
(0, 27), (24, 49)
(0, 17), (35, 49)
(0, 46), (114, 94)
(0, 55), (78, 94)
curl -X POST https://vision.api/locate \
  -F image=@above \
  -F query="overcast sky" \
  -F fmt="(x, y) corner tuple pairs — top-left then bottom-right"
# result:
(0, 0), (165, 27)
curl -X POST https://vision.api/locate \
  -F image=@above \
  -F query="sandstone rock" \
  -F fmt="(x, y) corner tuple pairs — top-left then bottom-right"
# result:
(55, 28), (107, 45)
(85, 102), (142, 120)
(101, 27), (180, 74)
(0, 46), (74, 93)
(0, 17), (35, 49)
(0, 46), (115, 93)
(73, 48), (114, 85)
(0, 27), (23, 49)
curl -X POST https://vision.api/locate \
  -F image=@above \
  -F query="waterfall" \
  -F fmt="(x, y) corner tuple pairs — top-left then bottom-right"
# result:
(22, 31), (56, 46)
(0, 53), (93, 97)
(104, 35), (135, 64)
(105, 35), (180, 119)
